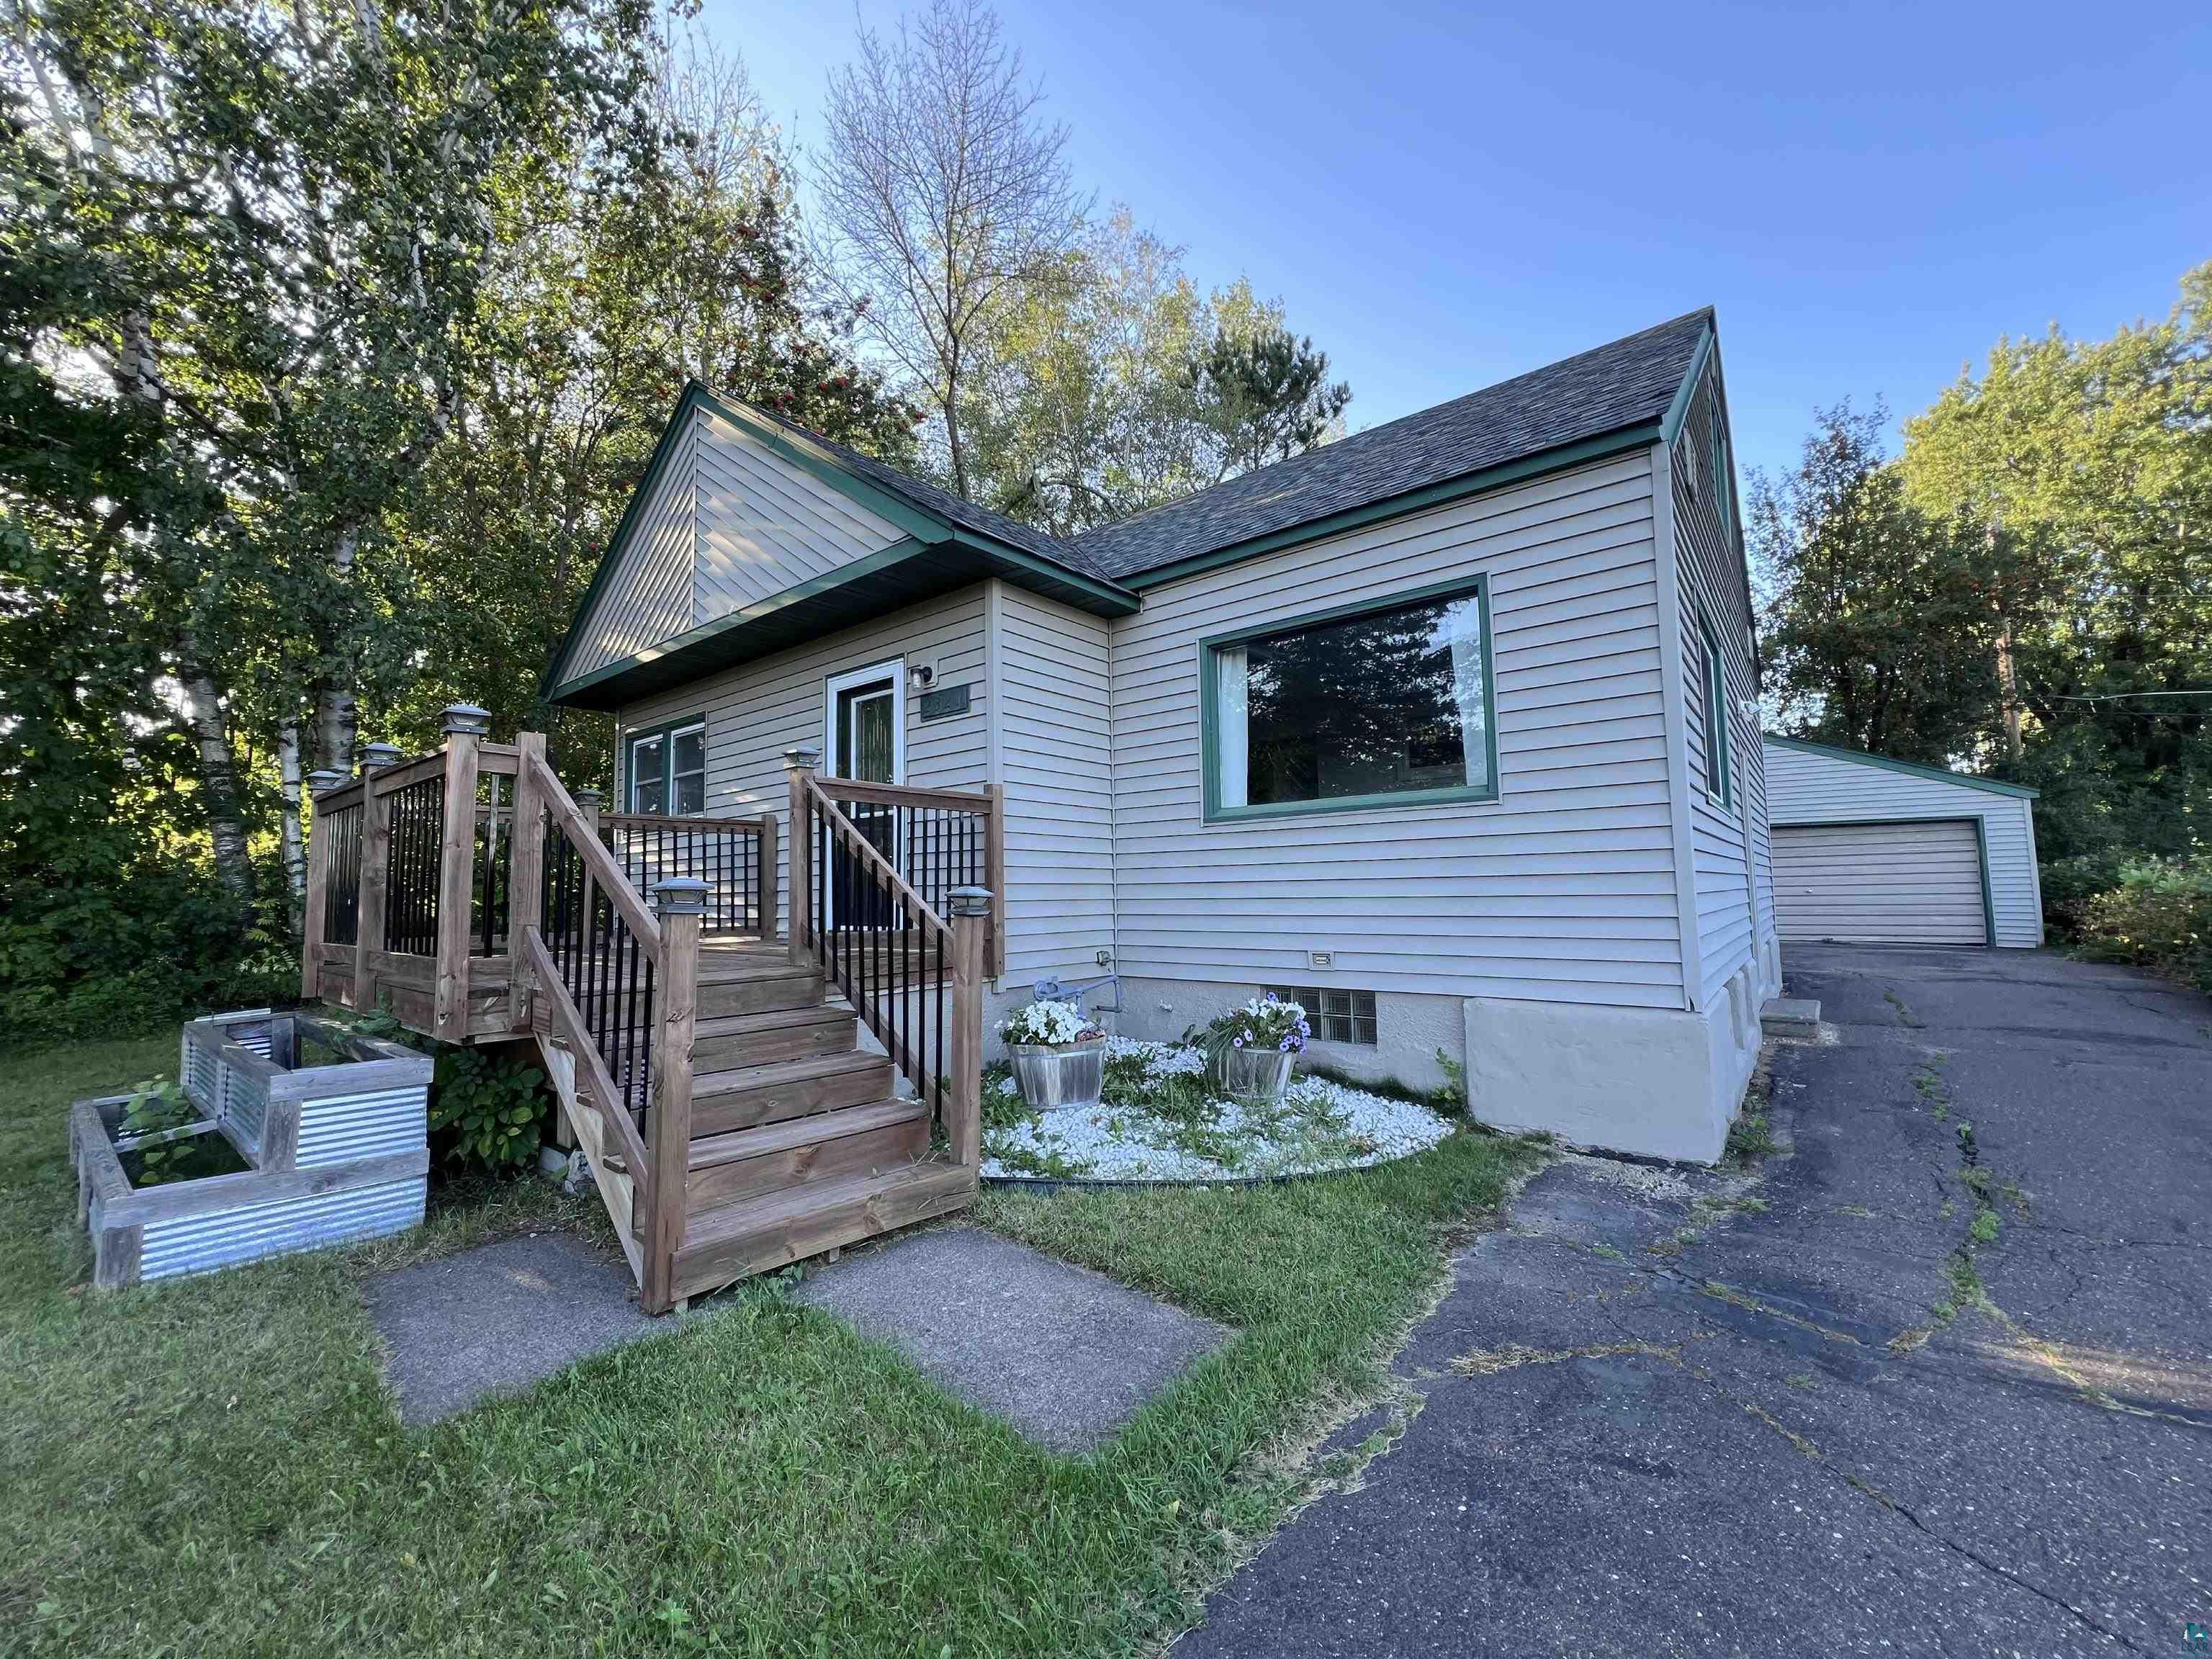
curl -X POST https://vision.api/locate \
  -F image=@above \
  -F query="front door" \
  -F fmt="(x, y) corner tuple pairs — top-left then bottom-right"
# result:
(824, 663), (903, 927)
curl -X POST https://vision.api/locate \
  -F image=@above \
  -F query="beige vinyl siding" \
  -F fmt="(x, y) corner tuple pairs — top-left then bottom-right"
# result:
(995, 584), (1116, 983)
(1773, 822), (1988, 945)
(567, 419), (701, 679)
(1671, 359), (1768, 1005)
(616, 587), (989, 938)
(562, 406), (908, 682)
(1108, 451), (1686, 1007)
(1763, 739), (2043, 947)
(693, 411), (906, 621)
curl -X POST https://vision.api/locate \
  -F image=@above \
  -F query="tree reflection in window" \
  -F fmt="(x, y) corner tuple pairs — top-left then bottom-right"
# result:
(1215, 584), (1491, 811)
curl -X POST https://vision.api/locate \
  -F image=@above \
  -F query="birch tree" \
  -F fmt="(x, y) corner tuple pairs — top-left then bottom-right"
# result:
(2, 0), (655, 911)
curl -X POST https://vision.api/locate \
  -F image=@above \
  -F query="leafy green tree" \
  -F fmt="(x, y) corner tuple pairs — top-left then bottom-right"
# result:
(1184, 304), (1352, 482)
(1748, 402), (1998, 766)
(961, 210), (1209, 534)
(1900, 264), (2212, 862)
(387, 32), (920, 781)
(4, 0), (659, 917)
(963, 232), (1354, 534)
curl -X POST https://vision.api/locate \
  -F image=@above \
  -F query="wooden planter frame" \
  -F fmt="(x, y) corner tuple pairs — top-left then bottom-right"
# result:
(72, 1011), (433, 1289)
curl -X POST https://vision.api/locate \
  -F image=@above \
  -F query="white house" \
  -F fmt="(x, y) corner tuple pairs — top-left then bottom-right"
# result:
(544, 309), (1779, 1164)
(1763, 736), (2044, 949)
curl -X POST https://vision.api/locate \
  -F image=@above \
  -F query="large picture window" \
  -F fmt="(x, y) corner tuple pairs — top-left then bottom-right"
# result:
(1204, 577), (1497, 821)
(627, 719), (705, 816)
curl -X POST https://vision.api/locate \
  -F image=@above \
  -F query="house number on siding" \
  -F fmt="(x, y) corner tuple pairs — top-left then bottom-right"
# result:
(918, 683), (971, 721)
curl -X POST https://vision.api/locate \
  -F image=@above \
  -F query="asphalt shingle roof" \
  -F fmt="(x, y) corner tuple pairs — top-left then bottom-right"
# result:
(748, 307), (1710, 590)
(1066, 307), (1712, 580)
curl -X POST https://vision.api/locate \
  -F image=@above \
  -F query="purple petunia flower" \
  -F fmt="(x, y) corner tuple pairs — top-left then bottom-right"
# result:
(1278, 1036), (1293, 1051)
(1231, 1035), (1244, 1048)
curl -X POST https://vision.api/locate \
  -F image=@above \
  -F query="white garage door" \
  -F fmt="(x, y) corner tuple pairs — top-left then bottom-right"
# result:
(1773, 821), (1987, 946)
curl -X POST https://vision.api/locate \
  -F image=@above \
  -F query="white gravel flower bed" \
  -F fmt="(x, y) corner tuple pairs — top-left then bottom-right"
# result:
(982, 1037), (1454, 1183)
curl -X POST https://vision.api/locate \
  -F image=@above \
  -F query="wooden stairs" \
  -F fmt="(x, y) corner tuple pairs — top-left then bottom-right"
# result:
(598, 941), (974, 1305)
(301, 716), (995, 1315)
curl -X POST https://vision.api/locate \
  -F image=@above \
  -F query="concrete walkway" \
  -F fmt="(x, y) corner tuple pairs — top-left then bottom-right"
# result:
(365, 1220), (1226, 1450)
(796, 1224), (1229, 1453)
(1177, 947), (2212, 1656)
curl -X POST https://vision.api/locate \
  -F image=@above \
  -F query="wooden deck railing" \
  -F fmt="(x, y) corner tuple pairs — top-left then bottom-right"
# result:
(300, 706), (523, 1041)
(601, 811), (775, 940)
(810, 774), (1002, 979)
(787, 752), (989, 1166)
(300, 714), (993, 1311)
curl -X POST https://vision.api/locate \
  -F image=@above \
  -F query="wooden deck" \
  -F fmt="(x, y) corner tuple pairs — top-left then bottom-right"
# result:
(300, 719), (995, 1312)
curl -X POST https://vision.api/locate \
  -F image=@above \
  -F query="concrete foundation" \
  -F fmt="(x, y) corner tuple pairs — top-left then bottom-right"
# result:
(1462, 976), (1765, 1165)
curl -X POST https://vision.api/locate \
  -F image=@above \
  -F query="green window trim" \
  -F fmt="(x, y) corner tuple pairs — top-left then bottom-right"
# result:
(1197, 573), (1501, 826)
(624, 713), (706, 816)
(1698, 608), (1732, 811)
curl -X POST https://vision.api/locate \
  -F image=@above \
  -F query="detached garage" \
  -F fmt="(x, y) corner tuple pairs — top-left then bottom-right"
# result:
(1762, 737), (2044, 949)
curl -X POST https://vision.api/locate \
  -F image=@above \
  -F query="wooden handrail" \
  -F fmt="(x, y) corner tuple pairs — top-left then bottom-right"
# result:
(806, 776), (958, 945)
(364, 748), (449, 797)
(796, 770), (987, 1167)
(601, 811), (772, 834)
(526, 750), (662, 948)
(811, 776), (993, 813)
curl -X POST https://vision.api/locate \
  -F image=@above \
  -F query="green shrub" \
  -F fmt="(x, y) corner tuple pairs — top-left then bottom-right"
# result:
(339, 1010), (550, 1176)
(2037, 852), (2128, 943)
(2072, 858), (2212, 994)
(428, 1046), (552, 1173)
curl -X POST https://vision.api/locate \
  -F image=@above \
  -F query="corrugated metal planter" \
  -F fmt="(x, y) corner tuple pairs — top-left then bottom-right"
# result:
(1215, 1046), (1294, 1106)
(1009, 1038), (1107, 1110)
(72, 1010), (431, 1288)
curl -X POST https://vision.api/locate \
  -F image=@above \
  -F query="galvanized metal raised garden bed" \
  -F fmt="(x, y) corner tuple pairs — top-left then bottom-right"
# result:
(71, 1010), (432, 1288)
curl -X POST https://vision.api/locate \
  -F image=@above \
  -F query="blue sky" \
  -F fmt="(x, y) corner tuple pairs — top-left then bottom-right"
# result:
(709, 0), (2210, 490)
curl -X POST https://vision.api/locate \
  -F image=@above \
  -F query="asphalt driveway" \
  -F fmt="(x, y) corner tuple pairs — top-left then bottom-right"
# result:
(1178, 947), (2212, 1656)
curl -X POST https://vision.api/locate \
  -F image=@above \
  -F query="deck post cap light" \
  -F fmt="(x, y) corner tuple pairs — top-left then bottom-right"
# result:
(653, 877), (709, 916)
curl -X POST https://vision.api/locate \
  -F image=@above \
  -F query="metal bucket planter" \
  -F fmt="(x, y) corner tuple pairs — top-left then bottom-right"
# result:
(72, 1010), (431, 1289)
(1215, 1046), (1294, 1106)
(1008, 1038), (1107, 1110)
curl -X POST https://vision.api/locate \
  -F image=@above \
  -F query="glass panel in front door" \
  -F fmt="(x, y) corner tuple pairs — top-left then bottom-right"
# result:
(831, 678), (898, 928)
(835, 681), (896, 782)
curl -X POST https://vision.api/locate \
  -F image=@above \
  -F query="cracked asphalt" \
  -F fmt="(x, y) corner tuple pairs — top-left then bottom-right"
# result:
(1176, 946), (2212, 1656)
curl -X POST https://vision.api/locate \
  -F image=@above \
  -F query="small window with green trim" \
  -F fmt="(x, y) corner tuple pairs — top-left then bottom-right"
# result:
(1697, 611), (1731, 809)
(627, 719), (705, 816)
(1204, 577), (1497, 820)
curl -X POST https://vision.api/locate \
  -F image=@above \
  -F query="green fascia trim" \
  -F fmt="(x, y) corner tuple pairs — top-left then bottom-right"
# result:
(1659, 325), (1717, 445)
(1763, 735), (2039, 799)
(1123, 423), (1664, 594)
(942, 528), (1140, 613)
(547, 539), (928, 705)
(619, 711), (706, 811)
(1197, 572), (1501, 825)
(1770, 813), (2000, 948)
(703, 388), (1136, 610)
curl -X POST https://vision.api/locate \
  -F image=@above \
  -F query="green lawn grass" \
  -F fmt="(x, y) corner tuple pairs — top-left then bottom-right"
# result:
(2, 1035), (1534, 1657)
